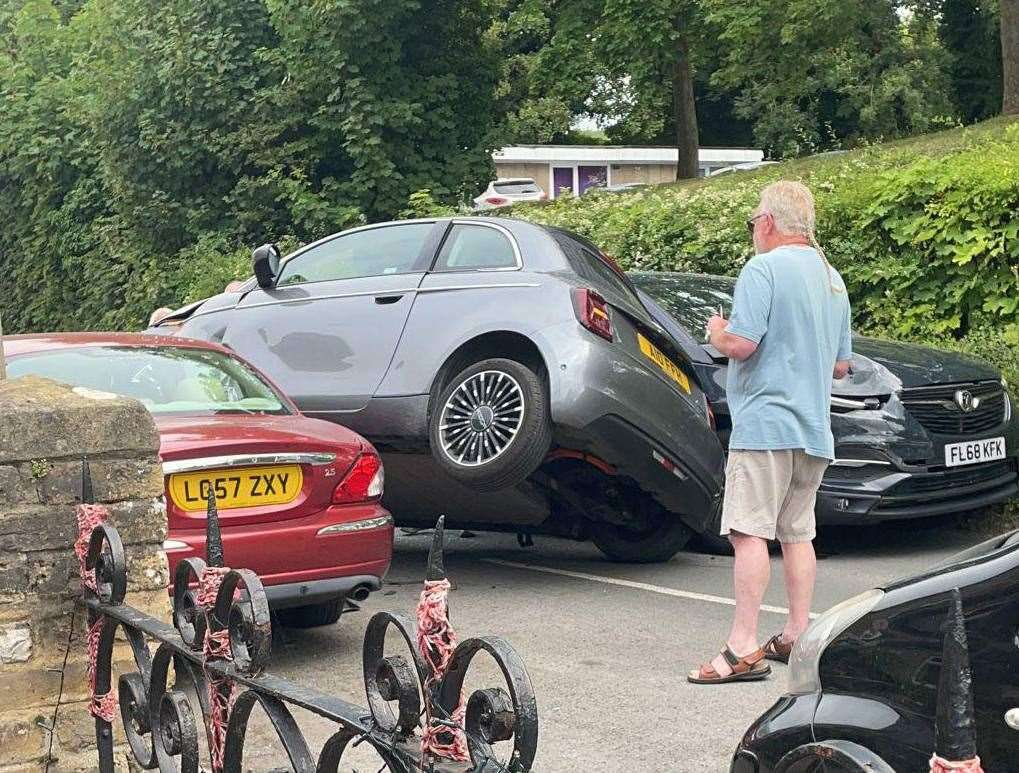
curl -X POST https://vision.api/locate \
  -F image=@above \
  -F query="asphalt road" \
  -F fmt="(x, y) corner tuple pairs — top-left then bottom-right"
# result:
(241, 518), (986, 772)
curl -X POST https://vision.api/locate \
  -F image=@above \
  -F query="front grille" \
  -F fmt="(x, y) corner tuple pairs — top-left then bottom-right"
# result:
(901, 381), (1006, 435)
(888, 460), (1014, 498)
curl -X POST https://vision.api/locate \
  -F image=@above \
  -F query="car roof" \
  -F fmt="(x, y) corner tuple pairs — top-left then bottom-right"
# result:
(2, 332), (232, 358)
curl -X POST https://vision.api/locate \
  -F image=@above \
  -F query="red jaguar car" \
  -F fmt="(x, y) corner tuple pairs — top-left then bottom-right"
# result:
(3, 333), (393, 627)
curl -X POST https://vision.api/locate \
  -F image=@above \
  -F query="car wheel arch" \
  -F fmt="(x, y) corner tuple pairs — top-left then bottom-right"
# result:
(426, 331), (550, 422)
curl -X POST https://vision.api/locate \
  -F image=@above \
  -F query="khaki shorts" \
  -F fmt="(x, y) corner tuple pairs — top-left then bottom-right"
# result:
(720, 450), (829, 543)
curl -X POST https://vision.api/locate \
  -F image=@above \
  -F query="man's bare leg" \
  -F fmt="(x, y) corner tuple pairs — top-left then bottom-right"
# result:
(708, 531), (770, 676)
(779, 540), (816, 643)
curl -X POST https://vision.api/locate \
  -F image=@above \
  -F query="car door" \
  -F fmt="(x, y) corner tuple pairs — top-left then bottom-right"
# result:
(222, 221), (442, 414)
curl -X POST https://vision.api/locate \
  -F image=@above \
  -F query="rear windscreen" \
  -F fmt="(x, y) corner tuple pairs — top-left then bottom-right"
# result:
(548, 228), (641, 305)
(494, 181), (541, 195)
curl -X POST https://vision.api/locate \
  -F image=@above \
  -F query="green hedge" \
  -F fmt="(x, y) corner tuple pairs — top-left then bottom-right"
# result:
(511, 116), (1019, 384)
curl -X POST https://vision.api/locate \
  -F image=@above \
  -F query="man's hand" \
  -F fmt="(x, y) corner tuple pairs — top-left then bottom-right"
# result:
(706, 313), (728, 342)
(707, 313), (759, 361)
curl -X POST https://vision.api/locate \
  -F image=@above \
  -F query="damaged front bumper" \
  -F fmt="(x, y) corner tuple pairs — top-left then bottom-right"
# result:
(818, 386), (1019, 524)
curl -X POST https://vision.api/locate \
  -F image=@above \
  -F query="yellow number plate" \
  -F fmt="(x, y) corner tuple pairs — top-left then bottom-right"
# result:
(638, 334), (691, 394)
(168, 465), (303, 511)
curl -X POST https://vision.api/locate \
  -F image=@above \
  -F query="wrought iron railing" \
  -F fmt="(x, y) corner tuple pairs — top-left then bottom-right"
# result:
(74, 459), (538, 772)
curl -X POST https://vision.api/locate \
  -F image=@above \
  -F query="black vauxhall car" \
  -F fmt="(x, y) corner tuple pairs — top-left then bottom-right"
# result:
(631, 272), (1019, 532)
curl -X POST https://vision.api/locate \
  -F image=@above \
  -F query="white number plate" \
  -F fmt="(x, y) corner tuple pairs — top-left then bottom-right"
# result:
(944, 437), (1006, 467)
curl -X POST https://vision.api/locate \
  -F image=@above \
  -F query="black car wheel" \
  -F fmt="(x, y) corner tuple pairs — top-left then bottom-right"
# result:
(430, 358), (552, 491)
(277, 599), (343, 628)
(774, 741), (895, 773)
(589, 498), (693, 563)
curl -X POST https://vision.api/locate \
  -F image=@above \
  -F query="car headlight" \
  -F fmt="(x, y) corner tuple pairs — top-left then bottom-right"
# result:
(787, 588), (885, 695)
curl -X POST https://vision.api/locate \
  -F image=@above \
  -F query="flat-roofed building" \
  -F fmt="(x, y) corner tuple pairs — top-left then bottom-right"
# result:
(493, 145), (764, 198)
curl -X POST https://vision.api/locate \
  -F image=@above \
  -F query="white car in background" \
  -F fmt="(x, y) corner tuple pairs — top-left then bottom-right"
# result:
(473, 178), (547, 210)
(708, 160), (777, 176)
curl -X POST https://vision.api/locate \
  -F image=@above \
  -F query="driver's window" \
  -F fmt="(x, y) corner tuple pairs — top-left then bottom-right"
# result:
(277, 223), (434, 287)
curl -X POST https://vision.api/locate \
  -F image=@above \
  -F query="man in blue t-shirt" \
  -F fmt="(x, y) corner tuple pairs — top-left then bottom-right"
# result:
(689, 181), (852, 685)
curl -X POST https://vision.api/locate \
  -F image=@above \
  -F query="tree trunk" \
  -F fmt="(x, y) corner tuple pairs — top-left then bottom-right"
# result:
(1004, 0), (1019, 114)
(673, 31), (700, 179)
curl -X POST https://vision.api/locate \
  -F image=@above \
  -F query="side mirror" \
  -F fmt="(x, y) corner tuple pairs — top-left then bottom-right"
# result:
(252, 244), (281, 289)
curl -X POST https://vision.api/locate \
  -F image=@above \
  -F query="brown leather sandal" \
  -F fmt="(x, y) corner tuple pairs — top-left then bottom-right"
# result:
(687, 645), (771, 684)
(763, 634), (794, 664)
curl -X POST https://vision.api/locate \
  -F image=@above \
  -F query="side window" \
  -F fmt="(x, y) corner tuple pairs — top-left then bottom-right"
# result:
(433, 224), (517, 271)
(277, 223), (434, 286)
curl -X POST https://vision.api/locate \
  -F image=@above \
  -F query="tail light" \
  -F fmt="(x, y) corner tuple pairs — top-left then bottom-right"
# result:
(485, 196), (509, 206)
(332, 453), (384, 503)
(706, 401), (716, 431)
(572, 288), (613, 341)
(540, 192), (548, 200)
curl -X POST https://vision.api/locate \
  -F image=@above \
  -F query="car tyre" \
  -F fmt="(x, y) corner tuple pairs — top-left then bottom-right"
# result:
(430, 358), (552, 492)
(278, 599), (343, 629)
(589, 500), (693, 563)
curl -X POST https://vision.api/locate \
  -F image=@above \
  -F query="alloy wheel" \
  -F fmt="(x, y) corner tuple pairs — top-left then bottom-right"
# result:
(439, 370), (525, 467)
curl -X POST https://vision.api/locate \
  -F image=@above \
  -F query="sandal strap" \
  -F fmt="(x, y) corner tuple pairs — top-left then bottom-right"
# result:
(765, 634), (793, 656)
(721, 647), (741, 668)
(722, 645), (765, 674)
(698, 662), (720, 679)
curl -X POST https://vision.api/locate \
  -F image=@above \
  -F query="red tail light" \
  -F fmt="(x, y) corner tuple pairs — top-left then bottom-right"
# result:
(486, 196), (509, 206)
(332, 453), (384, 503)
(540, 191), (548, 200)
(706, 401), (716, 431)
(572, 288), (613, 341)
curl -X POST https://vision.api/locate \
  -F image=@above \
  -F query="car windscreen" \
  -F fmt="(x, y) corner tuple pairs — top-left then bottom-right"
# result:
(629, 273), (736, 332)
(494, 181), (540, 195)
(7, 346), (290, 416)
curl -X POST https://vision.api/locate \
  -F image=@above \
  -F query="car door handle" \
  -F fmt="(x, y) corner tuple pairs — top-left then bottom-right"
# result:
(1007, 708), (1019, 731)
(374, 295), (404, 305)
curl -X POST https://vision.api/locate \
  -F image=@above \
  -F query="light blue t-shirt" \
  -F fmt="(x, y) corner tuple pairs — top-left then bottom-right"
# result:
(725, 245), (852, 461)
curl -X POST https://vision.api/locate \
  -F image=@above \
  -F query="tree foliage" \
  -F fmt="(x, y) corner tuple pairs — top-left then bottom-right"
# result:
(704, 0), (958, 157)
(0, 0), (500, 332)
(940, 0), (1003, 122)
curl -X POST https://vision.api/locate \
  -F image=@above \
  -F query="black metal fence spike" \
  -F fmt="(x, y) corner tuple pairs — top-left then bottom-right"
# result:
(205, 487), (225, 568)
(81, 455), (94, 504)
(425, 515), (447, 582)
(935, 587), (978, 761)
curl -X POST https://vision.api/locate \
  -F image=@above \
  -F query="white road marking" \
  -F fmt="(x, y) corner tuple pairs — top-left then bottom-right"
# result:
(482, 558), (819, 618)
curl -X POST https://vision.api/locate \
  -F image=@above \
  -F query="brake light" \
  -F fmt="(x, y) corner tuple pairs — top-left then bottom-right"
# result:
(706, 401), (716, 430)
(486, 196), (509, 206)
(332, 453), (384, 503)
(572, 288), (613, 341)
(540, 191), (548, 200)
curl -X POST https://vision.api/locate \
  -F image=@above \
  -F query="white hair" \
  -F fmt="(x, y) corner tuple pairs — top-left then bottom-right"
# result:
(759, 180), (815, 236)
(758, 180), (843, 293)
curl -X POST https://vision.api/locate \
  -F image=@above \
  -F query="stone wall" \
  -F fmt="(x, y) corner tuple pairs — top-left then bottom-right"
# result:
(0, 376), (168, 772)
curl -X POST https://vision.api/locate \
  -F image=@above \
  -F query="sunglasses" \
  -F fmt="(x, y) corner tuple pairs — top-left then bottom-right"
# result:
(746, 213), (768, 235)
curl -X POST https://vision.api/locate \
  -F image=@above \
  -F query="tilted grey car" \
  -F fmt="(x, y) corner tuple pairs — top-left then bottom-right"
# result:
(156, 217), (725, 562)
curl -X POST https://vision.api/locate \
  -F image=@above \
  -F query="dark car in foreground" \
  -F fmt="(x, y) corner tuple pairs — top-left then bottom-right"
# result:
(4, 333), (393, 627)
(152, 218), (725, 562)
(631, 272), (1019, 532)
(732, 528), (1019, 771)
